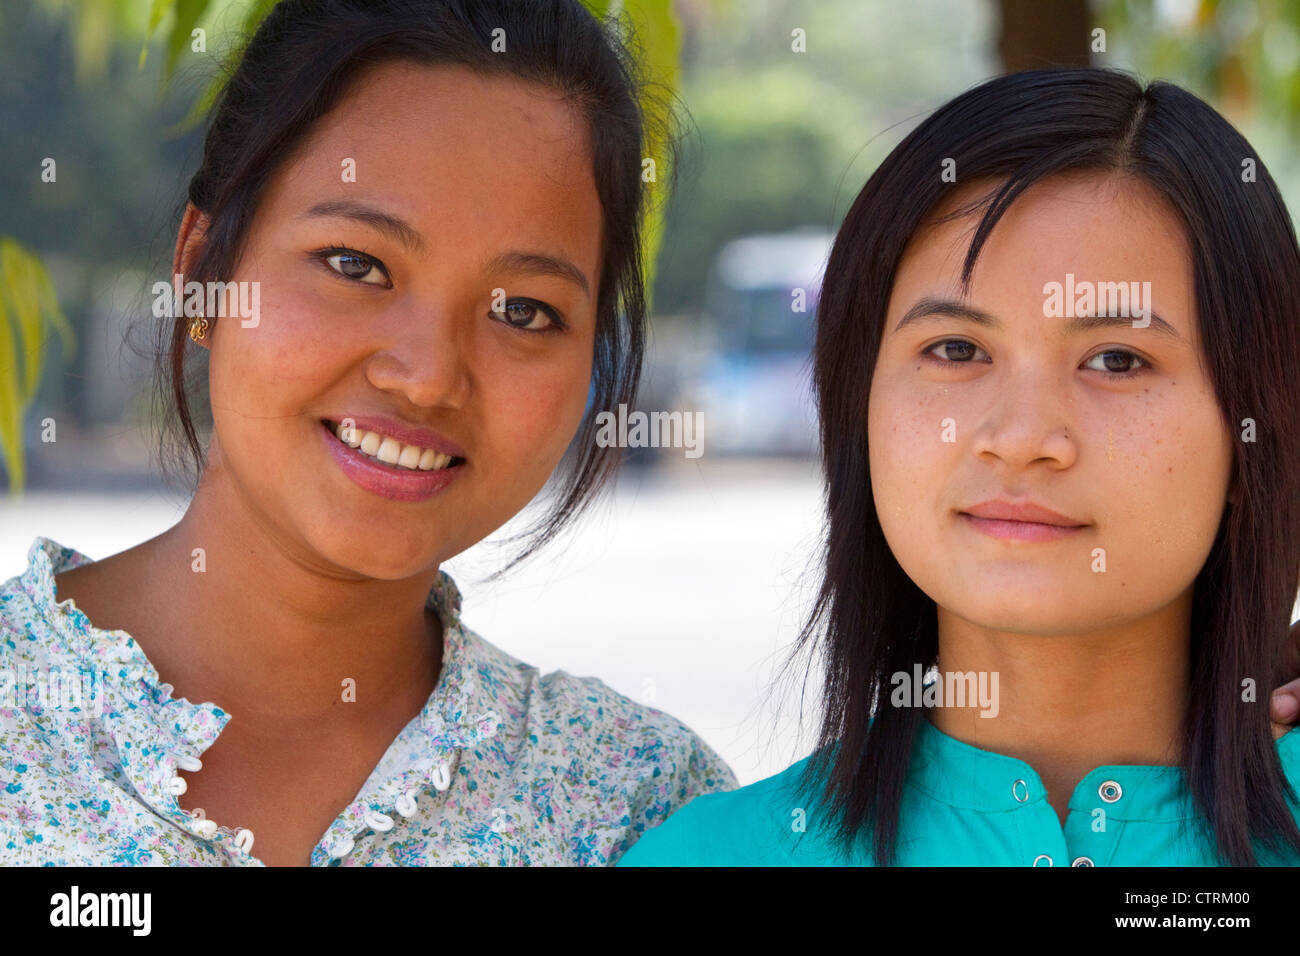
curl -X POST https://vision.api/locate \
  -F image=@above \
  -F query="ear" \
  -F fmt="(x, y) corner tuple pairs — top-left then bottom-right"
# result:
(174, 202), (212, 349)
(173, 202), (210, 283)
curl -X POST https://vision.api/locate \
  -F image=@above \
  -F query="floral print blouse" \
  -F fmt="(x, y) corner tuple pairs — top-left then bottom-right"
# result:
(0, 536), (736, 866)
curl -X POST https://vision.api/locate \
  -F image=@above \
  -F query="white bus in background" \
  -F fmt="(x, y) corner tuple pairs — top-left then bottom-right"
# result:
(673, 228), (832, 458)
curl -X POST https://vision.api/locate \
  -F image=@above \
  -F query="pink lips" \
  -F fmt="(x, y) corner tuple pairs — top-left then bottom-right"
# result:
(319, 419), (463, 503)
(958, 499), (1088, 542)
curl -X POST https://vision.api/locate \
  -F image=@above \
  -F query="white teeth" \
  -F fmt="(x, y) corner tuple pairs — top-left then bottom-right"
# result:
(332, 421), (457, 472)
(398, 444), (423, 469)
(376, 437), (402, 465)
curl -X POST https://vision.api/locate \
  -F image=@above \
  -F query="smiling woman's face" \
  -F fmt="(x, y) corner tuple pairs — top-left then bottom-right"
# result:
(193, 61), (603, 579)
(867, 172), (1234, 635)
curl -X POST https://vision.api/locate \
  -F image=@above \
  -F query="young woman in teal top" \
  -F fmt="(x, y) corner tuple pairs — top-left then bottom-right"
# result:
(620, 67), (1300, 866)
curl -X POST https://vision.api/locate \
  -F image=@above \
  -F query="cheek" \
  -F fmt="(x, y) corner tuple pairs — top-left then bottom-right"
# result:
(1104, 393), (1232, 564)
(867, 384), (956, 603)
(868, 375), (953, 529)
(211, 282), (323, 393)
(207, 296), (337, 464)
(483, 344), (593, 459)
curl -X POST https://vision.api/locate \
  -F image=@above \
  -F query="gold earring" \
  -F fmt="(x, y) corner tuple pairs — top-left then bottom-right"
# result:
(188, 316), (209, 343)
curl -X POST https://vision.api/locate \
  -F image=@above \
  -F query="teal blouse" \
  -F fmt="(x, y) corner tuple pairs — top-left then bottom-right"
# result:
(618, 715), (1300, 866)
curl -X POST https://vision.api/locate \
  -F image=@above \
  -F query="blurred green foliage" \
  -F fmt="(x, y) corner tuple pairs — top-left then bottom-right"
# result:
(1097, 0), (1300, 130)
(654, 0), (996, 312)
(0, 239), (75, 494)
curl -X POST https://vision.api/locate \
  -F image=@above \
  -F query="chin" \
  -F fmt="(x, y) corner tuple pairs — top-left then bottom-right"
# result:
(301, 527), (429, 580)
(934, 585), (1086, 635)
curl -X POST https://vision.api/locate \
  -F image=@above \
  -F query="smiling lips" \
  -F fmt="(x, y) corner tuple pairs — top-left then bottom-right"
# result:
(319, 418), (464, 503)
(324, 419), (458, 472)
(958, 499), (1088, 542)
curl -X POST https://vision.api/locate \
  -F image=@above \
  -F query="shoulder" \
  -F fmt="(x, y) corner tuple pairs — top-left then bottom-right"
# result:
(537, 664), (729, 777)
(617, 754), (825, 866)
(449, 622), (738, 862)
(460, 623), (733, 783)
(1244, 727), (1300, 865)
(0, 536), (88, 668)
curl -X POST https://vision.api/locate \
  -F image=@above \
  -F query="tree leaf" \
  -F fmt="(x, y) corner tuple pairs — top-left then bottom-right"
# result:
(139, 0), (175, 71)
(584, 0), (683, 310)
(0, 268), (27, 494)
(0, 239), (45, 406)
(0, 238), (77, 494)
(163, 0), (212, 85)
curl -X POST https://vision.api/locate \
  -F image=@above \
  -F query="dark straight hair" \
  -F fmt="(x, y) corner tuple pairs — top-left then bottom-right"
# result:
(797, 67), (1300, 865)
(151, 0), (667, 568)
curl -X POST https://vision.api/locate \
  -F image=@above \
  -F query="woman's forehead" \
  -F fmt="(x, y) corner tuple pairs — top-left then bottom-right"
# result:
(901, 171), (1191, 283)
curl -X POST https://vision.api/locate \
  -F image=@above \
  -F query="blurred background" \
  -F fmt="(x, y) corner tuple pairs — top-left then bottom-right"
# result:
(2, 0), (1300, 785)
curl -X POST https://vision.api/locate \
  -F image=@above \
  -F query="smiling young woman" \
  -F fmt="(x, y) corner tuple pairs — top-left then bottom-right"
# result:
(0, 0), (734, 867)
(620, 67), (1300, 868)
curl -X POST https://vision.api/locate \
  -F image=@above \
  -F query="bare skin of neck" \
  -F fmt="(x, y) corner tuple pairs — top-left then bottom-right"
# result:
(928, 593), (1195, 827)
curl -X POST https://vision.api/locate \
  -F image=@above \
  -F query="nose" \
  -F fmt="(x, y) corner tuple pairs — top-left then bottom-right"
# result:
(363, 301), (472, 410)
(969, 367), (1078, 471)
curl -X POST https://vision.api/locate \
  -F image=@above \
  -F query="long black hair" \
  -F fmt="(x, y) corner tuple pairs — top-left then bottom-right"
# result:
(797, 67), (1300, 865)
(150, 0), (670, 568)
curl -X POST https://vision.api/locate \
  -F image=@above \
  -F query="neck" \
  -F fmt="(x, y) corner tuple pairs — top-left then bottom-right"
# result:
(133, 459), (443, 734)
(927, 594), (1192, 818)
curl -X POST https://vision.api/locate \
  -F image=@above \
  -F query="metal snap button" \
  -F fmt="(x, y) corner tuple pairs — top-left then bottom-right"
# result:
(1032, 854), (1053, 866)
(1099, 780), (1122, 803)
(1071, 856), (1095, 867)
(1012, 779), (1030, 802)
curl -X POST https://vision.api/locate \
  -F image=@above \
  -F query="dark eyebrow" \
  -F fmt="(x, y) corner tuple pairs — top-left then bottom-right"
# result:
(893, 296), (1182, 341)
(300, 200), (426, 254)
(487, 251), (591, 298)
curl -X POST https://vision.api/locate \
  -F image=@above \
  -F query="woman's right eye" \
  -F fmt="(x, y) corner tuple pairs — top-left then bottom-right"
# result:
(312, 247), (392, 287)
(923, 339), (989, 364)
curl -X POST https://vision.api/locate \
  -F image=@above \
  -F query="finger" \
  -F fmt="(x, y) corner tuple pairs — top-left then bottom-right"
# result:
(1271, 678), (1300, 724)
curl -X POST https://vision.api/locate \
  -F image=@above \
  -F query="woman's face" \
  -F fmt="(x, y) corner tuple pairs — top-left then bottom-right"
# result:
(867, 172), (1234, 635)
(194, 62), (603, 578)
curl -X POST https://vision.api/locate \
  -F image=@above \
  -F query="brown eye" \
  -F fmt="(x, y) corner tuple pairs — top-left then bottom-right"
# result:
(315, 248), (391, 287)
(505, 302), (538, 327)
(924, 339), (987, 363)
(489, 298), (563, 332)
(1084, 348), (1148, 377)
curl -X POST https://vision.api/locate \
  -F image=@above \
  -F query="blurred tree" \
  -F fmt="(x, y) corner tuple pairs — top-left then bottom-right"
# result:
(653, 0), (998, 313)
(996, 0), (1091, 70)
(1095, 0), (1300, 132)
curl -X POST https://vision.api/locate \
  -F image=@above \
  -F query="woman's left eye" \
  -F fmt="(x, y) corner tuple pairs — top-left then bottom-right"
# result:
(1082, 348), (1148, 377)
(490, 298), (564, 333)
(312, 247), (391, 287)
